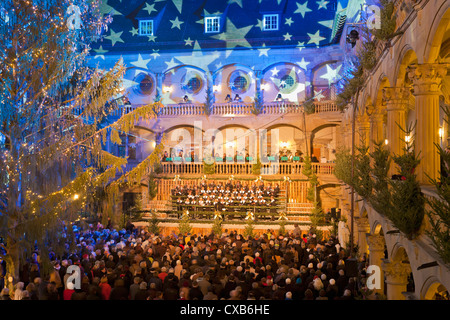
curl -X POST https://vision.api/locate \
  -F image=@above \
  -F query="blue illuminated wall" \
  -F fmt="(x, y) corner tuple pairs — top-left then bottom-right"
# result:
(89, 0), (355, 105)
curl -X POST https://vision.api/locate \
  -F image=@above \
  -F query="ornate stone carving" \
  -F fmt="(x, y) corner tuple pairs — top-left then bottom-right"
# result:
(382, 87), (410, 112)
(366, 234), (385, 252)
(407, 63), (448, 96)
(356, 217), (370, 233)
(381, 259), (412, 285)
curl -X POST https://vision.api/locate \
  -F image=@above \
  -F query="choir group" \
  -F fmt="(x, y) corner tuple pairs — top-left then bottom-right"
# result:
(171, 181), (282, 220)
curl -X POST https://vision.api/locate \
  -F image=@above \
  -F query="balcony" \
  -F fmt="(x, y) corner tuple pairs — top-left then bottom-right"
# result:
(107, 100), (339, 118)
(158, 161), (335, 176)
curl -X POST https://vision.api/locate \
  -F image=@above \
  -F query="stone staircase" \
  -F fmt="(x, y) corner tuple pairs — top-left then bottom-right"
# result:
(286, 202), (314, 223)
(144, 200), (170, 214)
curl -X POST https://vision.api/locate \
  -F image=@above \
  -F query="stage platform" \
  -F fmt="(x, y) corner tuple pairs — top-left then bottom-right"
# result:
(134, 220), (333, 237)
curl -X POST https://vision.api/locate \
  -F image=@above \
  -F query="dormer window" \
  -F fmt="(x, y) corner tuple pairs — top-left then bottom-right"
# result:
(139, 19), (154, 36)
(263, 14), (279, 31)
(205, 16), (220, 33)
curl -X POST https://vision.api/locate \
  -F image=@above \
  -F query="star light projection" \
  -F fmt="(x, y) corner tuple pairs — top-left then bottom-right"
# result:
(90, 0), (346, 101)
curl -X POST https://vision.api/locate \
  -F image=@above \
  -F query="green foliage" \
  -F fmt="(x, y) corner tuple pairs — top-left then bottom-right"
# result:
(310, 202), (325, 226)
(203, 160), (215, 174)
(367, 141), (391, 216)
(244, 219), (255, 238)
(148, 210), (160, 235)
(148, 173), (158, 200)
(371, 0), (401, 42)
(358, 40), (377, 71)
(252, 90), (264, 115)
(178, 212), (192, 235)
(302, 155), (313, 177)
(212, 216), (223, 237)
(334, 147), (353, 185)
(336, 65), (364, 111)
(426, 106), (450, 264)
(387, 125), (424, 240)
(302, 155), (319, 203)
(354, 143), (373, 199)
(204, 84), (214, 116)
(124, 194), (144, 224)
(303, 99), (315, 115)
(252, 156), (262, 175)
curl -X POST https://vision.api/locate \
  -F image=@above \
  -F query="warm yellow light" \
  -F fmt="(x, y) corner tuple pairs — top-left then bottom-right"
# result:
(280, 141), (290, 148)
(405, 135), (411, 143)
(261, 83), (269, 91)
(73, 194), (79, 200)
(439, 127), (444, 138)
(226, 141), (236, 148)
(384, 139), (389, 145)
(163, 86), (172, 93)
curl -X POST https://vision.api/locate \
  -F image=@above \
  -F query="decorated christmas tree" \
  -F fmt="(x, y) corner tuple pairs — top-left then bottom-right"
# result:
(0, 0), (162, 283)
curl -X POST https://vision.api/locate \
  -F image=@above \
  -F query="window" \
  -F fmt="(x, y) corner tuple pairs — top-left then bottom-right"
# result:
(139, 20), (153, 36)
(229, 70), (250, 94)
(233, 76), (248, 93)
(279, 74), (295, 91)
(186, 77), (202, 93)
(139, 75), (154, 95)
(205, 16), (220, 33)
(181, 72), (204, 94)
(263, 14), (278, 31)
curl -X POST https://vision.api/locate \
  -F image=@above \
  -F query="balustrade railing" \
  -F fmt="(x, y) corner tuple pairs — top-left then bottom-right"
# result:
(158, 161), (335, 176)
(73, 100), (338, 118)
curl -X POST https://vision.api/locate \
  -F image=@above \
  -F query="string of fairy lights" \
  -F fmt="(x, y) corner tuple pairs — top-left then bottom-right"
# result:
(0, 0), (359, 219)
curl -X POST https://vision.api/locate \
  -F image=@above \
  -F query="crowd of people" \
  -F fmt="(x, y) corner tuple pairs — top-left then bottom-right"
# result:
(0, 220), (376, 301)
(171, 181), (281, 219)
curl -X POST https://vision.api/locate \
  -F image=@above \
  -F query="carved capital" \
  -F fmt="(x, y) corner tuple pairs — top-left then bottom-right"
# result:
(407, 63), (448, 96)
(355, 217), (370, 233)
(382, 87), (410, 111)
(381, 259), (412, 285)
(366, 234), (385, 252)
(357, 113), (370, 129)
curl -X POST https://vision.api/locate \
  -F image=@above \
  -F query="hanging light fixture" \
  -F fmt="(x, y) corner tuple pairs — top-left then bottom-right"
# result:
(346, 29), (359, 48)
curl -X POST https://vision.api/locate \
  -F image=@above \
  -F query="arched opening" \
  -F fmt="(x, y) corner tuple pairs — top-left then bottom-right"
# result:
(310, 123), (339, 162)
(422, 280), (449, 300)
(262, 62), (306, 102)
(391, 246), (415, 295)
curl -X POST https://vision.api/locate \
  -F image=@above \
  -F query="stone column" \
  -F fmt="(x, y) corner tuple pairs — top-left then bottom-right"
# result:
(382, 87), (409, 177)
(381, 259), (412, 300)
(408, 63), (448, 184)
(357, 113), (371, 148)
(366, 234), (386, 295)
(355, 217), (370, 256)
(366, 104), (385, 154)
